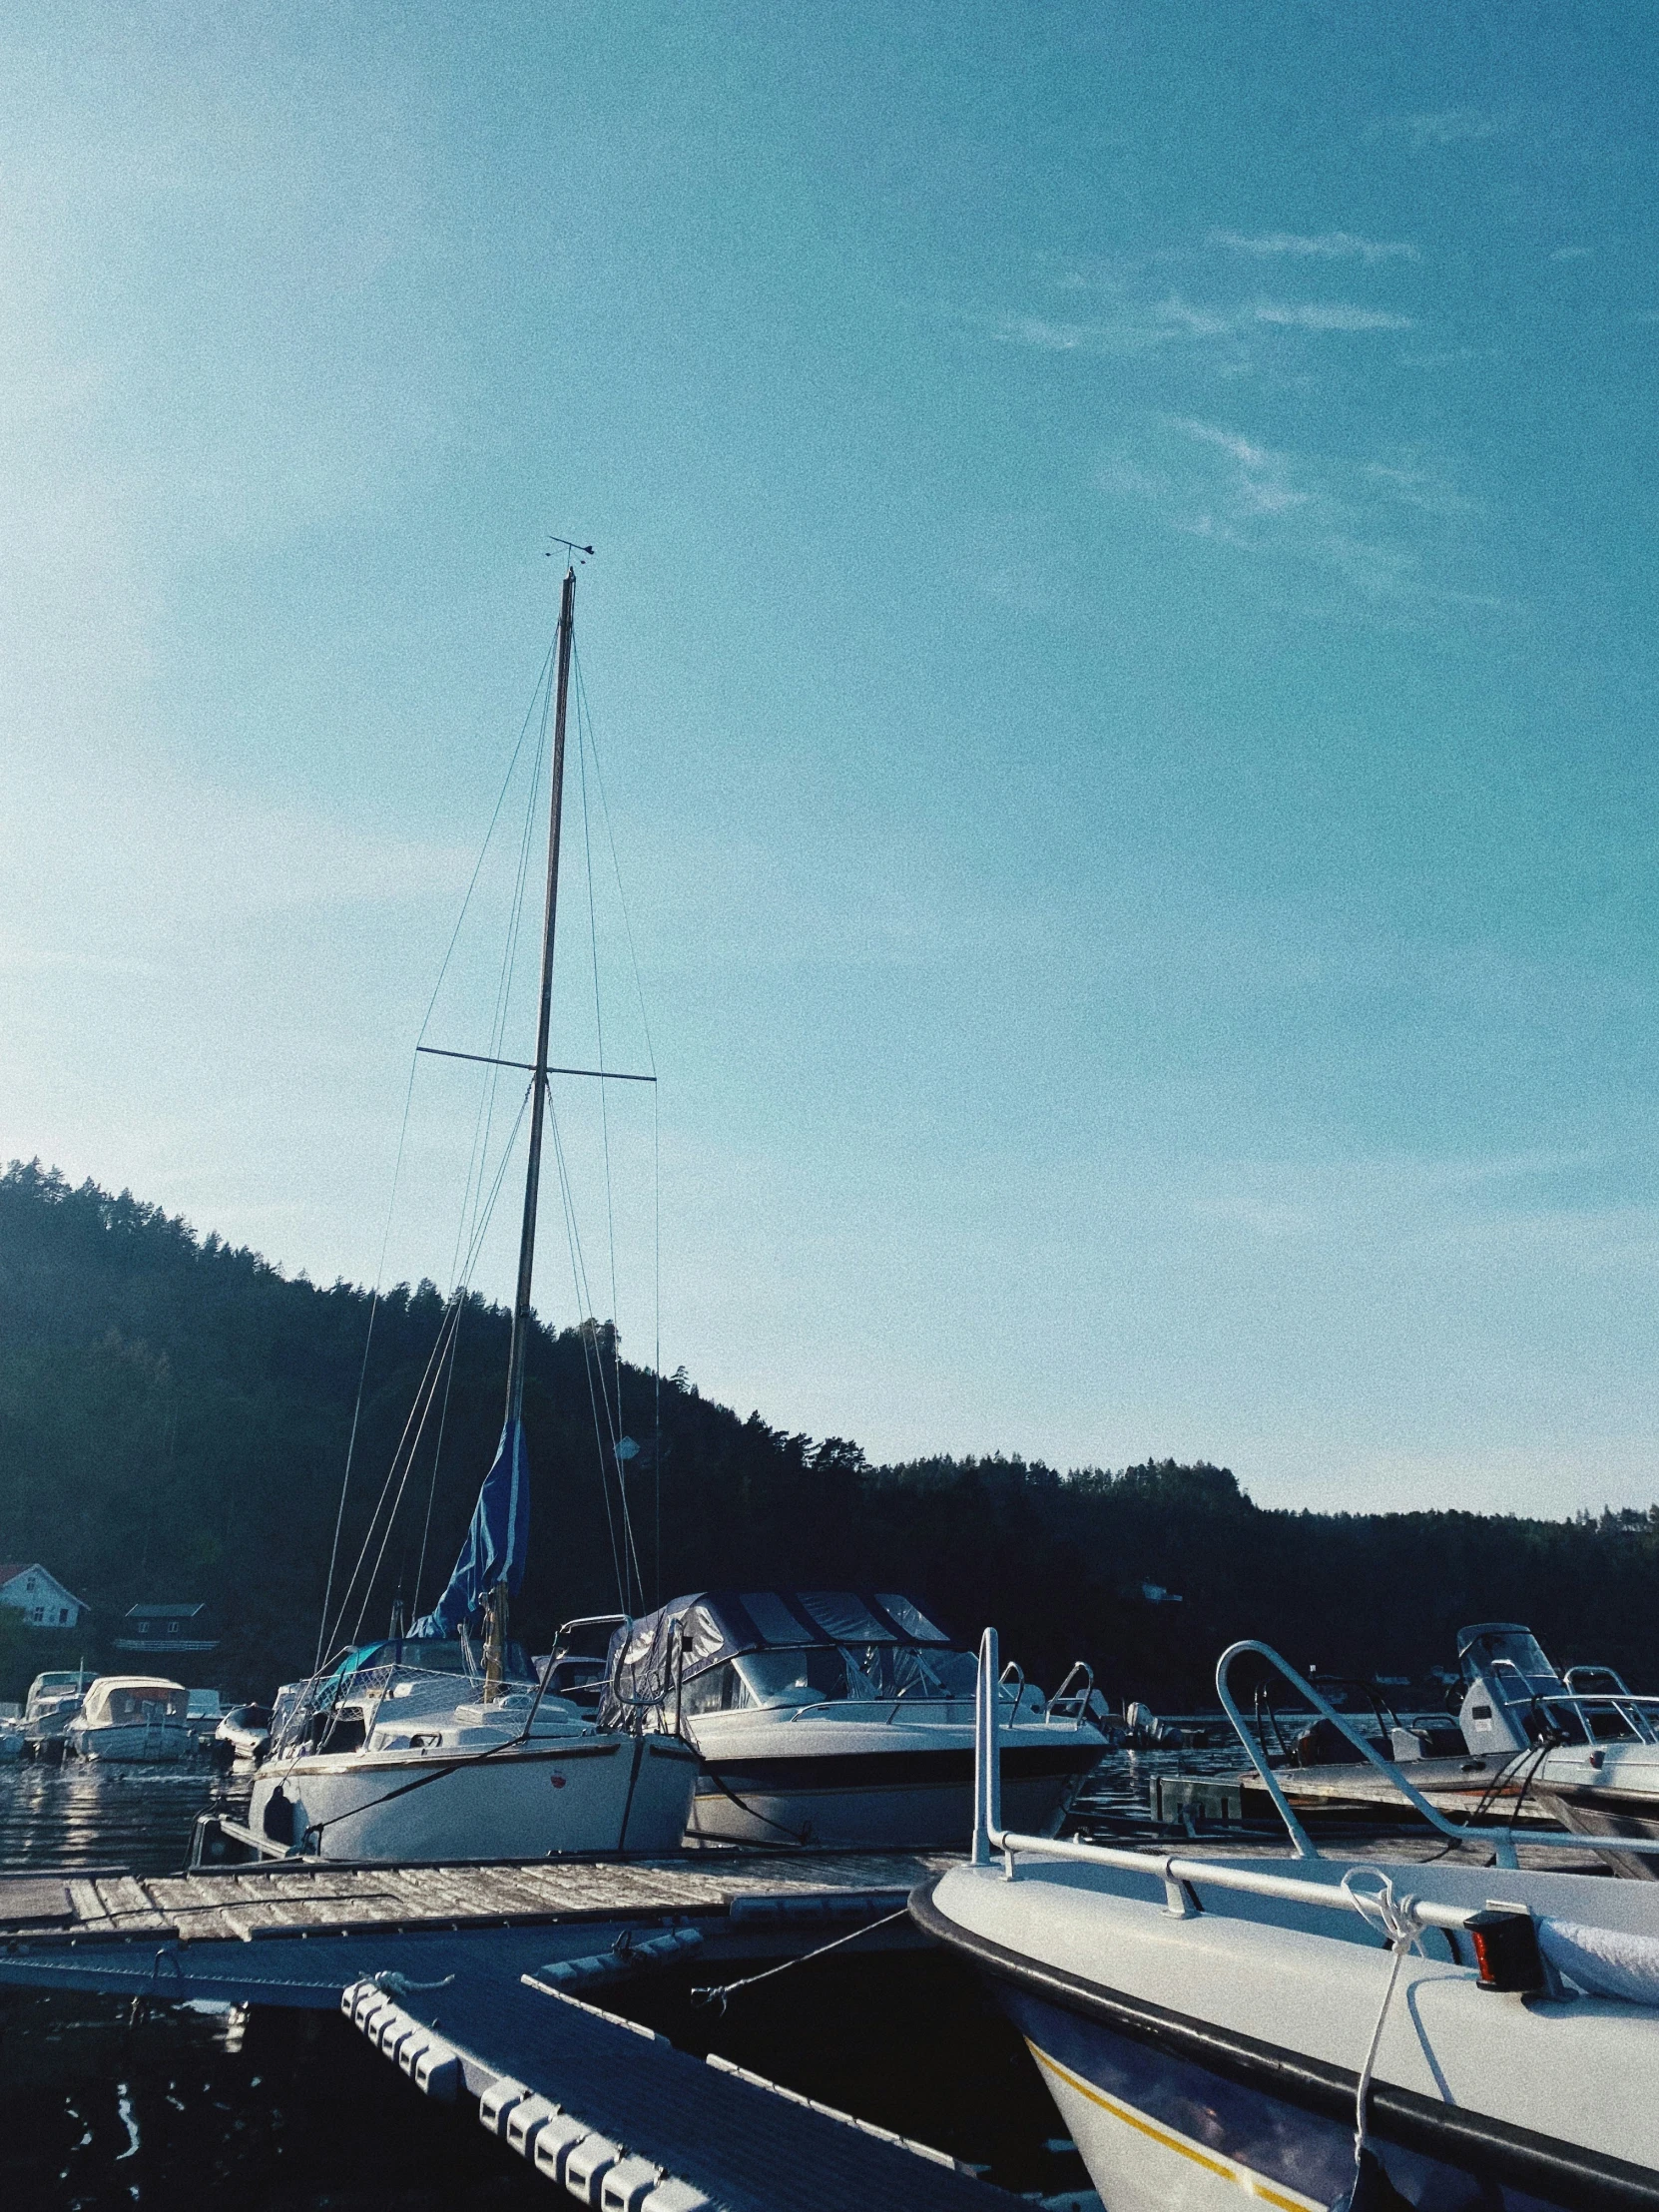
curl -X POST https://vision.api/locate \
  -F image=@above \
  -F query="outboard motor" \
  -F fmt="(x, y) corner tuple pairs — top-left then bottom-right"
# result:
(1455, 1623), (1566, 1755)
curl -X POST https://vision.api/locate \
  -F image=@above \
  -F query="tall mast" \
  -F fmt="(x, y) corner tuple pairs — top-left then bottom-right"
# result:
(504, 563), (576, 1427)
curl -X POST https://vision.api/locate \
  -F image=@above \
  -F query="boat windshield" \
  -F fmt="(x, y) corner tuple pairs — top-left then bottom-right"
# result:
(685, 1642), (978, 1716)
(1460, 1625), (1562, 1695)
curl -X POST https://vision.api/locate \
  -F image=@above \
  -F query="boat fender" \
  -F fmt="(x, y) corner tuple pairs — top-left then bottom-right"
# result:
(637, 2185), (713, 2212)
(477, 2074), (531, 2135)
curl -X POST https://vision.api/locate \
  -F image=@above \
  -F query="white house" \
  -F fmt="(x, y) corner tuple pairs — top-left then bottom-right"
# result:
(0, 1563), (90, 1631)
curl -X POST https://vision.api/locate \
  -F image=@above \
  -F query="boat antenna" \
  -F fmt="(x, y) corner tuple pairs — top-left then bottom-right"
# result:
(487, 561), (577, 1692)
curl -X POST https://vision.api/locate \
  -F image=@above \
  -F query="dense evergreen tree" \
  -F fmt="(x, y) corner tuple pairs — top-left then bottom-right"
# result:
(3, 1159), (1658, 1708)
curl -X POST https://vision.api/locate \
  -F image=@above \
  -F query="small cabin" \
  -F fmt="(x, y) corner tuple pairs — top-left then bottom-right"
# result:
(114, 1601), (220, 1655)
(0, 1563), (90, 1631)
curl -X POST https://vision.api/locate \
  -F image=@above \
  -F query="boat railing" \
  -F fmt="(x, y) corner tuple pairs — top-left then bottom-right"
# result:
(969, 1627), (1659, 1883)
(966, 1628), (1551, 1972)
(1527, 1690), (1659, 1747)
(1044, 1661), (1095, 1727)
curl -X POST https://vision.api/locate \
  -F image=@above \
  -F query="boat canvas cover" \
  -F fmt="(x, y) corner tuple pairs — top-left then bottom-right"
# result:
(407, 1415), (530, 1640)
(599, 1590), (952, 1727)
(81, 1678), (189, 1727)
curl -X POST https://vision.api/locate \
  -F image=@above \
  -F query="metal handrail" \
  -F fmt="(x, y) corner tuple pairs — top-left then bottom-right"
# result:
(1045, 1661), (1095, 1729)
(1216, 1639), (1659, 1866)
(969, 1626), (1659, 1889)
(969, 1628), (1508, 1934)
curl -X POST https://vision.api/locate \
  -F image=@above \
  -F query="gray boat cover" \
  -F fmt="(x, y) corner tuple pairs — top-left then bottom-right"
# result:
(598, 1590), (952, 1729)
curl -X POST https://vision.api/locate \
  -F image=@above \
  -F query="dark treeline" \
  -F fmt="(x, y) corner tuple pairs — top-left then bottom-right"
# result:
(3, 1159), (1659, 1709)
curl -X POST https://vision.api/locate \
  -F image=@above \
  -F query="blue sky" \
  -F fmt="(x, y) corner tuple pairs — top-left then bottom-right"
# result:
(6, 4), (1659, 1511)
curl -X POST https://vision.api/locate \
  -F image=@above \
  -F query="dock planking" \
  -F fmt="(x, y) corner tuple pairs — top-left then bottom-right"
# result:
(0, 1846), (1016, 2208)
(0, 1847), (958, 1949)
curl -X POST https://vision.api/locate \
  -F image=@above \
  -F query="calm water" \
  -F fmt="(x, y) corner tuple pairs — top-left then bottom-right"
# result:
(0, 1751), (1241, 2208)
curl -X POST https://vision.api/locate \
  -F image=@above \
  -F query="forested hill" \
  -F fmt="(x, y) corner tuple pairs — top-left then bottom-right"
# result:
(3, 1159), (1659, 1708)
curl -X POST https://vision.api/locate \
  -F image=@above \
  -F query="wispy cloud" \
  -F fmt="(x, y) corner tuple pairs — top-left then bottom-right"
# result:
(1099, 416), (1493, 617)
(1551, 246), (1595, 263)
(1374, 107), (1506, 148)
(1210, 230), (1419, 265)
(990, 293), (1411, 355)
(1254, 301), (1413, 331)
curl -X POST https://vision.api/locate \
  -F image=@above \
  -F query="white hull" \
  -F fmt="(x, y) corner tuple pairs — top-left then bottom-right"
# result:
(685, 1712), (1104, 1850)
(919, 1852), (1659, 2211)
(69, 1722), (196, 1763)
(251, 1731), (697, 1860)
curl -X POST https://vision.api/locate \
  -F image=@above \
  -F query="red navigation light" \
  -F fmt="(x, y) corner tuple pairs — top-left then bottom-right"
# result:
(1466, 1909), (1544, 1993)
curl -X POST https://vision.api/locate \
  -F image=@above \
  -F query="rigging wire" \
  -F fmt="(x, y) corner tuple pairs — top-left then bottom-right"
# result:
(452, 655), (556, 1295)
(312, 641), (556, 1672)
(573, 644), (664, 1601)
(546, 1092), (629, 1609)
(412, 1299), (463, 1617)
(325, 1085), (532, 1655)
(575, 673), (624, 1455)
(550, 1094), (644, 1611)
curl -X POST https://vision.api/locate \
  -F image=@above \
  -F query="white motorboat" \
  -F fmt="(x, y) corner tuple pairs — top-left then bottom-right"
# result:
(1446, 1621), (1659, 1876)
(244, 561), (696, 1865)
(211, 1701), (272, 1767)
(602, 1589), (1108, 1849)
(1265, 1623), (1659, 1876)
(67, 1676), (195, 1762)
(20, 1667), (95, 1759)
(916, 1629), (1659, 2212)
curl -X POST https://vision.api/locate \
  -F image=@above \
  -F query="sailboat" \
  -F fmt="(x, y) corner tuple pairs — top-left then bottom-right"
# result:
(242, 564), (698, 1864)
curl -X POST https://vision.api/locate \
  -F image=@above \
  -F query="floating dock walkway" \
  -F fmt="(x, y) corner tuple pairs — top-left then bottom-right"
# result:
(0, 1848), (1021, 2210)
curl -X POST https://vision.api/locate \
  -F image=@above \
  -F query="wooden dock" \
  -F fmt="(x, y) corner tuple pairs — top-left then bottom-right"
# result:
(0, 1847), (1020, 2210)
(0, 1847), (954, 1948)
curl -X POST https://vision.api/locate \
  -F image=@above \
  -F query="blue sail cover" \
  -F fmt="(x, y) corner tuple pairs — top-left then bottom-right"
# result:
(407, 1416), (530, 1639)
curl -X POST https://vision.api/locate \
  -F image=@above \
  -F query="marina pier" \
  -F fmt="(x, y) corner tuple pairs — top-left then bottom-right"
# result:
(0, 1846), (1024, 2210)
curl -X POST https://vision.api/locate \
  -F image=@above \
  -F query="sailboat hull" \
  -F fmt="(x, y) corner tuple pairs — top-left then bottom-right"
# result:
(251, 1732), (697, 1861)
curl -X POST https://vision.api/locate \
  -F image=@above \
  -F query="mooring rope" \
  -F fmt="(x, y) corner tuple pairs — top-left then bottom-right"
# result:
(690, 1907), (909, 2015)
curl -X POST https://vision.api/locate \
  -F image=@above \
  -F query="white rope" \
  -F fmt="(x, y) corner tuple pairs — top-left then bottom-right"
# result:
(1338, 1868), (1425, 2184)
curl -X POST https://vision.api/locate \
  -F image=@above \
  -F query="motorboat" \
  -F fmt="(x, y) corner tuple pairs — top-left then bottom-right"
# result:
(1202, 1622), (1659, 1873)
(1447, 1621), (1659, 1875)
(601, 1589), (1109, 1849)
(20, 1668), (96, 1760)
(211, 1701), (272, 1767)
(240, 563), (697, 1865)
(67, 1676), (195, 1762)
(916, 1629), (1659, 2212)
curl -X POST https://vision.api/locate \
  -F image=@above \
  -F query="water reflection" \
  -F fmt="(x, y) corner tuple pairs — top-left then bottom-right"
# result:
(0, 1763), (249, 1875)
(0, 1753), (1211, 2205)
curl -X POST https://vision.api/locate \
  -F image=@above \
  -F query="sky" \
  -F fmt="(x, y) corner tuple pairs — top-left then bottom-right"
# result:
(5, 3), (1659, 1514)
